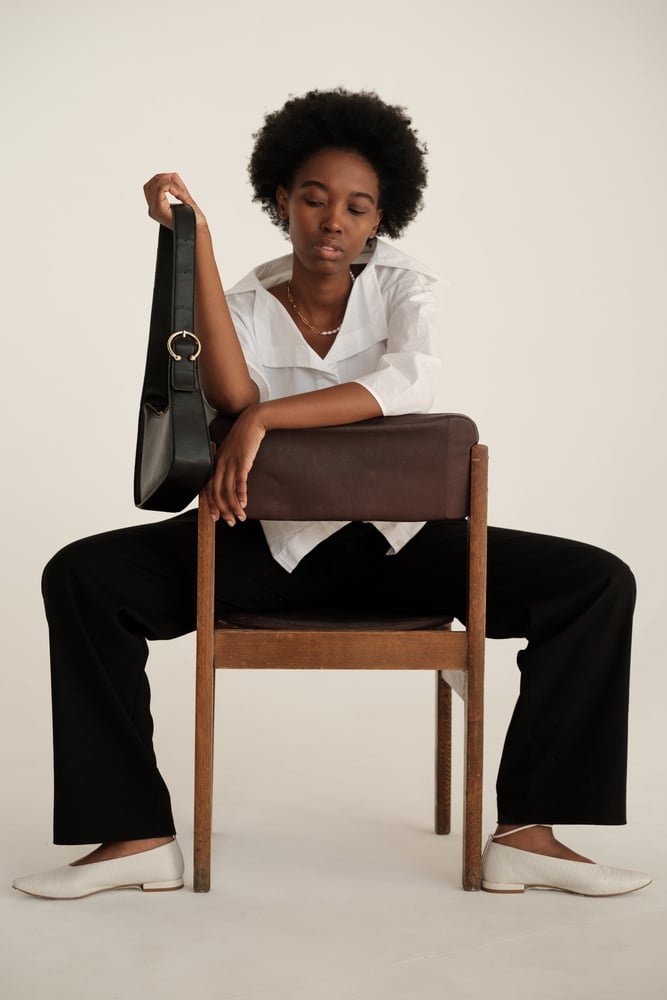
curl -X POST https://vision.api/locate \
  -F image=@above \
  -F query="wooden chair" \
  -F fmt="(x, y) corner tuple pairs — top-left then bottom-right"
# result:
(194, 413), (488, 892)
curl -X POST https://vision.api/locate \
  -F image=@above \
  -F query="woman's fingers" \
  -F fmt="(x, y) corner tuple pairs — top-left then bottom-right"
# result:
(206, 450), (252, 525)
(204, 411), (265, 524)
(143, 172), (177, 227)
(235, 477), (248, 509)
(205, 477), (240, 527)
(142, 172), (206, 230)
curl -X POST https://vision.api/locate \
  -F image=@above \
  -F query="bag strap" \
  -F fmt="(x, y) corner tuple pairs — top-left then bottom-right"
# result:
(140, 203), (198, 409)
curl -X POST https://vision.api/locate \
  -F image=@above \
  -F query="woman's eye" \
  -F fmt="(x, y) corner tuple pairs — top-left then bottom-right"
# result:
(349, 207), (366, 215)
(305, 199), (324, 207)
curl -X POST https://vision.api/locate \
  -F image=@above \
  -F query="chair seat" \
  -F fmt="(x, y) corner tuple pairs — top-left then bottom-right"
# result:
(219, 610), (453, 632)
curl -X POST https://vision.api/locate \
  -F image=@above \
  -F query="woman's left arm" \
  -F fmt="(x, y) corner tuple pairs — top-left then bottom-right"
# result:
(205, 383), (381, 524)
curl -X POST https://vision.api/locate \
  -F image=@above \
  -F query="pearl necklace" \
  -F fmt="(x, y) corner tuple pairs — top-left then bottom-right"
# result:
(287, 269), (355, 336)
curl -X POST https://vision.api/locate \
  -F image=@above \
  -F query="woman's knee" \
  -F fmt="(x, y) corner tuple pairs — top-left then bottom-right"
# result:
(609, 553), (636, 607)
(42, 520), (198, 638)
(43, 538), (87, 595)
(584, 544), (636, 608)
(41, 532), (121, 605)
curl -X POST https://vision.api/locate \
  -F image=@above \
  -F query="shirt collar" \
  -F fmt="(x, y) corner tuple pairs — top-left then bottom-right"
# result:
(359, 238), (441, 283)
(225, 239), (438, 371)
(226, 238), (440, 296)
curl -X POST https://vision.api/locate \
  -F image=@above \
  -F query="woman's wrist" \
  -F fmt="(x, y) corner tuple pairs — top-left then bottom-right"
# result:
(238, 401), (268, 429)
(195, 217), (211, 238)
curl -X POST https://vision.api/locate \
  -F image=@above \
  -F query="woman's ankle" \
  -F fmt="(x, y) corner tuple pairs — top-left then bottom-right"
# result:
(494, 824), (553, 851)
(493, 824), (594, 863)
(70, 836), (174, 866)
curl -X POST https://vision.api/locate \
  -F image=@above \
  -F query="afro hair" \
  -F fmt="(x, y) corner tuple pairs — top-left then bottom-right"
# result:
(248, 88), (428, 240)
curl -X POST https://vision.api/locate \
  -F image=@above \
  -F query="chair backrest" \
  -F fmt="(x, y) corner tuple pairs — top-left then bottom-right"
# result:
(208, 413), (479, 522)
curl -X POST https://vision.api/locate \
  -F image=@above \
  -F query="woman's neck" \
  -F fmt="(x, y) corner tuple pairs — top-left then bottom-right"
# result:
(268, 260), (356, 359)
(287, 260), (353, 314)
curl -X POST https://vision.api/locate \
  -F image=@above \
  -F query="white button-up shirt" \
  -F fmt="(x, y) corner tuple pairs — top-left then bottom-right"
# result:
(226, 238), (442, 571)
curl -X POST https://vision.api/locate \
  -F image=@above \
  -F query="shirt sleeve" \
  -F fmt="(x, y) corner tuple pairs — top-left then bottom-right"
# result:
(226, 293), (272, 402)
(353, 270), (442, 415)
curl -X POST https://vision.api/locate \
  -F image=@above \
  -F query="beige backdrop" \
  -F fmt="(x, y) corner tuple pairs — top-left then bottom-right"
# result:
(1, 0), (665, 867)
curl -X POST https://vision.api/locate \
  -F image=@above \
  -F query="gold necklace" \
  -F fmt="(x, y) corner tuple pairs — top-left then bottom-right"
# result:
(287, 269), (355, 336)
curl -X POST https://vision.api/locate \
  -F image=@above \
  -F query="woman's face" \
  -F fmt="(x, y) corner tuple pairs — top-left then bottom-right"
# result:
(276, 148), (383, 276)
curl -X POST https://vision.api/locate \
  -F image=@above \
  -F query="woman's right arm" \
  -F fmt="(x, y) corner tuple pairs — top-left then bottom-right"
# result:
(143, 172), (259, 415)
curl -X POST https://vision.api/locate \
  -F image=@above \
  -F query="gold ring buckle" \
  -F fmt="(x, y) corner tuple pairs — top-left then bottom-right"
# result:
(167, 331), (202, 361)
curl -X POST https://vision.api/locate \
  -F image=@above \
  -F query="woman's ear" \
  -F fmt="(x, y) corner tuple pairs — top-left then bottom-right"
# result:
(276, 185), (289, 221)
(369, 207), (383, 239)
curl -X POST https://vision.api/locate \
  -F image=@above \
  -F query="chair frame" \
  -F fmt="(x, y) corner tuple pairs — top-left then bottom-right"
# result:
(193, 439), (488, 892)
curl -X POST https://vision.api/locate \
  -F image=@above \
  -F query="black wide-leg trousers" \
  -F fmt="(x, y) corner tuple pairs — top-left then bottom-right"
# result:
(42, 514), (635, 844)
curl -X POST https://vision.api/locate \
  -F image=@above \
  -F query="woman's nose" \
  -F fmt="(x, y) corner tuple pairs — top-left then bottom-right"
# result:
(321, 204), (343, 233)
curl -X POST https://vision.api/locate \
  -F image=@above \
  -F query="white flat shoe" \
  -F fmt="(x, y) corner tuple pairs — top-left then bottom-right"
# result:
(12, 839), (184, 899)
(482, 830), (651, 896)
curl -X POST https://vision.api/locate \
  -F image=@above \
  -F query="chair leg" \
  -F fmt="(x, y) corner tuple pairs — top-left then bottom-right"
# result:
(194, 492), (216, 893)
(434, 671), (451, 835)
(461, 444), (487, 891)
(194, 668), (215, 892)
(461, 707), (483, 890)
(461, 651), (484, 890)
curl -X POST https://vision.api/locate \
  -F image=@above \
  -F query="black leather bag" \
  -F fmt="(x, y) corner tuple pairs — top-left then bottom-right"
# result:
(134, 203), (213, 512)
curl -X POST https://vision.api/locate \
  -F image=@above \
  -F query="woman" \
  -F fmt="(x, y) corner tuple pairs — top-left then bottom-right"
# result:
(13, 89), (650, 898)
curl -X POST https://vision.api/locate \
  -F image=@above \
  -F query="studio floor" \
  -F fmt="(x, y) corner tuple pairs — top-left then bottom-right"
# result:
(2, 656), (665, 1000)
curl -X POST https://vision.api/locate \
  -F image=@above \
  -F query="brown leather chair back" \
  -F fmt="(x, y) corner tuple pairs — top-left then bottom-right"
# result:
(209, 413), (479, 521)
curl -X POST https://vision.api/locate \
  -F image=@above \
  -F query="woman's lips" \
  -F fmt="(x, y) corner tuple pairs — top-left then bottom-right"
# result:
(313, 242), (343, 260)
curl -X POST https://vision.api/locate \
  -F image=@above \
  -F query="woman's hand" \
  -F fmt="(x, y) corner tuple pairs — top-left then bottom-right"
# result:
(205, 406), (267, 525)
(143, 172), (208, 231)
